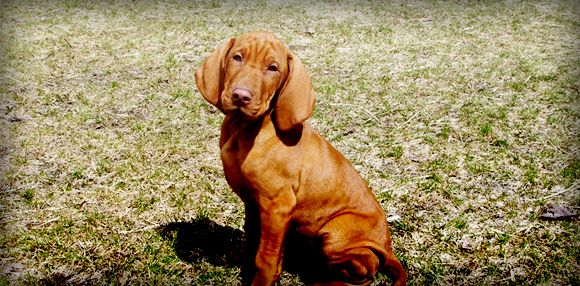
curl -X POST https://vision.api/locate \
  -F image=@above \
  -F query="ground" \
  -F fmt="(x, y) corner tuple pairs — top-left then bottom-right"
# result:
(0, 0), (578, 285)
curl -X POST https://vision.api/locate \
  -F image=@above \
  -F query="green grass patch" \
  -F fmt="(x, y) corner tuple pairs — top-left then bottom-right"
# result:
(1, 0), (578, 285)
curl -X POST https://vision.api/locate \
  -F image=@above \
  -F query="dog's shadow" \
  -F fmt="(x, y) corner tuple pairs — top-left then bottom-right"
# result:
(158, 217), (328, 284)
(158, 217), (247, 268)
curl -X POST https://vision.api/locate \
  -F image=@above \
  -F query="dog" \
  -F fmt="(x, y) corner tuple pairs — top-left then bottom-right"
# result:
(195, 31), (407, 286)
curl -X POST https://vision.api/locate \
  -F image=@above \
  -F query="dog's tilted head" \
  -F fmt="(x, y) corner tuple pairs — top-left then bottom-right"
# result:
(195, 31), (316, 132)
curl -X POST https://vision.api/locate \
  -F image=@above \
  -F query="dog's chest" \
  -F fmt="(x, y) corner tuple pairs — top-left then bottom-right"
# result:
(219, 125), (275, 191)
(220, 135), (246, 188)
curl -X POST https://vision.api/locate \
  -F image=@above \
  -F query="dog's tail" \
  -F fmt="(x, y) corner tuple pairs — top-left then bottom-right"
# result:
(380, 251), (407, 286)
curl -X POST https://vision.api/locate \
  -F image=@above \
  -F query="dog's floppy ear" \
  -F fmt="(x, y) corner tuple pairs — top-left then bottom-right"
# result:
(195, 38), (235, 113)
(274, 52), (316, 132)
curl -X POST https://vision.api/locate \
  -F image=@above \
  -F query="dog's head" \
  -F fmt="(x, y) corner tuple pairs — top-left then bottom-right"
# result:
(195, 31), (316, 132)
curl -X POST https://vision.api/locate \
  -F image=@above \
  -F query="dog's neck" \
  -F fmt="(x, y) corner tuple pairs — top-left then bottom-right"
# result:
(220, 110), (271, 148)
(221, 110), (304, 148)
(230, 109), (272, 132)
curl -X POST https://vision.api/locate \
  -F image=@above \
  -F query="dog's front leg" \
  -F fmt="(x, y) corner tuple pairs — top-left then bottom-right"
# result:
(251, 194), (295, 286)
(242, 204), (260, 285)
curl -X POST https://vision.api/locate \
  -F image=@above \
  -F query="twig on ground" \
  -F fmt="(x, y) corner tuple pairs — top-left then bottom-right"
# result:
(533, 181), (579, 201)
(63, 38), (73, 49)
(30, 218), (59, 229)
(362, 108), (381, 123)
(119, 224), (161, 235)
(401, 112), (420, 127)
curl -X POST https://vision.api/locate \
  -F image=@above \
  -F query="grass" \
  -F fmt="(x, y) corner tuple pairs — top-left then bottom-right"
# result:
(1, 0), (579, 285)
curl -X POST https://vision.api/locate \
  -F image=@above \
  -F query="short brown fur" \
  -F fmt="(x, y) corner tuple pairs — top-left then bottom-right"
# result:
(195, 31), (407, 286)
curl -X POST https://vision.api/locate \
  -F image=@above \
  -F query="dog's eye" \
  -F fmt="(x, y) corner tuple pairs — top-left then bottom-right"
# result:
(233, 55), (242, 62)
(267, 64), (278, 72)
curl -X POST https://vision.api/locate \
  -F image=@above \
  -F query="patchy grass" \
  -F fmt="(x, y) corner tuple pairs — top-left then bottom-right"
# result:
(1, 0), (579, 285)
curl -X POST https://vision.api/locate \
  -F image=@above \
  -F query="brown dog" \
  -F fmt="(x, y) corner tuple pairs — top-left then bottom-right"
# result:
(195, 32), (407, 286)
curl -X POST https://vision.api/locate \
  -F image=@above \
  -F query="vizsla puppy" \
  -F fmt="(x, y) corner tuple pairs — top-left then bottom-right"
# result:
(195, 31), (407, 286)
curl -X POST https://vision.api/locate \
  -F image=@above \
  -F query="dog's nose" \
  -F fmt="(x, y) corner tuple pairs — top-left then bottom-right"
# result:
(232, 88), (252, 105)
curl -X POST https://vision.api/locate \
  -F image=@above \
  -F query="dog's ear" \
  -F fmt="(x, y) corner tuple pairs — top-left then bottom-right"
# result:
(274, 52), (316, 132)
(195, 38), (235, 113)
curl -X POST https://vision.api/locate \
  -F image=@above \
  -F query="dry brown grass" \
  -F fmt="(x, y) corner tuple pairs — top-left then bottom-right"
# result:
(1, 0), (579, 285)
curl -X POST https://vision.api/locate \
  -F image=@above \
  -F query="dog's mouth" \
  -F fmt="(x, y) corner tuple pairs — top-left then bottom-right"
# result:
(222, 96), (262, 120)
(222, 88), (276, 120)
(237, 105), (261, 119)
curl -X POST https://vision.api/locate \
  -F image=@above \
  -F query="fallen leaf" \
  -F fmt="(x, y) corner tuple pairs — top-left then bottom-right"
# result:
(540, 204), (578, 220)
